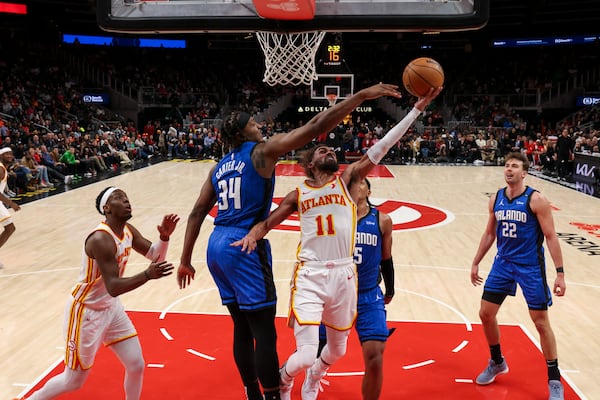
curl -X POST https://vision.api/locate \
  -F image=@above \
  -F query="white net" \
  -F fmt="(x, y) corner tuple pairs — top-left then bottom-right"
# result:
(256, 31), (327, 87)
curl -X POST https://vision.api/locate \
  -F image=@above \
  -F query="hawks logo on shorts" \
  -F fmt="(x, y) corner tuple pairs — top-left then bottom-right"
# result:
(210, 197), (453, 232)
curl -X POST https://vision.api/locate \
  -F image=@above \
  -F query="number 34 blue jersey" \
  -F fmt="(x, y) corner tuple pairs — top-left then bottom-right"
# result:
(211, 141), (275, 229)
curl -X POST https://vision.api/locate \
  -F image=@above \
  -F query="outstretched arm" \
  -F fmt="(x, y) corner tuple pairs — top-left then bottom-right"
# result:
(342, 87), (443, 187)
(260, 83), (401, 164)
(231, 189), (299, 253)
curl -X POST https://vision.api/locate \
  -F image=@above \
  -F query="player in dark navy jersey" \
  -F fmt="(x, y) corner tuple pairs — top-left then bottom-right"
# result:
(471, 152), (567, 400)
(176, 83), (401, 400)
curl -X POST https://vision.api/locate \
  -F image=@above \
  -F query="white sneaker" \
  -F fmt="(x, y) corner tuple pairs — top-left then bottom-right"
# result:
(279, 366), (294, 400)
(301, 367), (326, 400)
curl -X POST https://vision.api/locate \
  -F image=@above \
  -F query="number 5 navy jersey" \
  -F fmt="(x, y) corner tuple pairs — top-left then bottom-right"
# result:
(354, 206), (383, 292)
(494, 186), (544, 265)
(211, 141), (275, 229)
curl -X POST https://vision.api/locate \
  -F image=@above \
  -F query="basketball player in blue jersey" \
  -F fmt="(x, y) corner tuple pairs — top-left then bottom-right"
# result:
(318, 177), (395, 400)
(176, 83), (402, 400)
(22, 187), (178, 400)
(471, 152), (567, 400)
(232, 87), (441, 400)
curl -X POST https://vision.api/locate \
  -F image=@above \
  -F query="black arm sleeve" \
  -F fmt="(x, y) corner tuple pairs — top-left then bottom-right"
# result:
(380, 257), (395, 297)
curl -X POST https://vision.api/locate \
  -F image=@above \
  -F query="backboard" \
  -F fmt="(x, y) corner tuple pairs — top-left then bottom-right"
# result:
(97, 0), (489, 34)
(311, 74), (354, 101)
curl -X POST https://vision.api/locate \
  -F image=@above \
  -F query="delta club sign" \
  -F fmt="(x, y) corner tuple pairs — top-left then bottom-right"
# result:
(209, 197), (454, 232)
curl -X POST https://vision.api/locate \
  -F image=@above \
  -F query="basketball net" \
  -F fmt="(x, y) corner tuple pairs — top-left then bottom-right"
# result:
(326, 93), (338, 107)
(256, 31), (326, 86)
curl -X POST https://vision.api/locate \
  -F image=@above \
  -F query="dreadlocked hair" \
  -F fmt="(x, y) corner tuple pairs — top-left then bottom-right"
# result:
(221, 112), (250, 148)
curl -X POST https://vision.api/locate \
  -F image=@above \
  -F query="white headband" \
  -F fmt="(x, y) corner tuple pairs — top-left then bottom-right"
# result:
(0, 147), (12, 155)
(99, 187), (119, 214)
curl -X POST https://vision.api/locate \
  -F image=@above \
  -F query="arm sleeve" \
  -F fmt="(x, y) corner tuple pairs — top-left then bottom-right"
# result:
(367, 107), (421, 164)
(144, 239), (169, 262)
(380, 258), (395, 297)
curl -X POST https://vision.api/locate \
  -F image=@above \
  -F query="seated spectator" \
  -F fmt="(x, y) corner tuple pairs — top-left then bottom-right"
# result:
(21, 148), (53, 188)
(59, 146), (84, 177)
(40, 145), (71, 184)
(480, 134), (498, 164)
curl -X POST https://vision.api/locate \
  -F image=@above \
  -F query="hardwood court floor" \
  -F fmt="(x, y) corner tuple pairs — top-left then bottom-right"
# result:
(1, 161), (598, 399)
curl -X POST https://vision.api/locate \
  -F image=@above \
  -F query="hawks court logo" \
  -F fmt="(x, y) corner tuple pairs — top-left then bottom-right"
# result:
(209, 197), (454, 232)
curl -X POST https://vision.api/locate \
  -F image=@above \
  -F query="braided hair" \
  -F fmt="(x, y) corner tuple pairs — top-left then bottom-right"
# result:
(221, 112), (251, 148)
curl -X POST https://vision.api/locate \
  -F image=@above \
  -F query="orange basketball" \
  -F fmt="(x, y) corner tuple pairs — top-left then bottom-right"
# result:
(402, 57), (445, 97)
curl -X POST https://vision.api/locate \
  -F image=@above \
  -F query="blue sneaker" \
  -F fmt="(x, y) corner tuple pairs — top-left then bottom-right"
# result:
(476, 359), (509, 385)
(548, 380), (564, 400)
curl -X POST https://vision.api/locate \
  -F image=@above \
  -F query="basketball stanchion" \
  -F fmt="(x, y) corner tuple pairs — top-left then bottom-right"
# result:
(256, 30), (326, 86)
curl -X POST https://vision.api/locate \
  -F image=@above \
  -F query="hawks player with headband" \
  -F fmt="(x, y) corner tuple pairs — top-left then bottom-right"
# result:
(233, 87), (441, 400)
(23, 187), (179, 400)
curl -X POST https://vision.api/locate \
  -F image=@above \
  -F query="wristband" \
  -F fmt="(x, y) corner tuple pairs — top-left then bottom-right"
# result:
(556, 267), (564, 273)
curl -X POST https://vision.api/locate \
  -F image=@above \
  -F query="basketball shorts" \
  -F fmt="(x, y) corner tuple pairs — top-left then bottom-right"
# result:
(207, 225), (276, 311)
(356, 286), (388, 342)
(289, 257), (357, 331)
(64, 298), (137, 370)
(484, 255), (552, 310)
(0, 203), (13, 227)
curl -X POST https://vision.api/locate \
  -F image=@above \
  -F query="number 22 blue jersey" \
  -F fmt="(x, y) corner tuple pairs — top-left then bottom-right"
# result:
(211, 141), (275, 229)
(494, 186), (544, 265)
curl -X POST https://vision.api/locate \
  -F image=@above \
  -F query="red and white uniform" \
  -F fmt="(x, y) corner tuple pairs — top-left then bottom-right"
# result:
(0, 163), (12, 226)
(290, 176), (358, 331)
(64, 223), (137, 370)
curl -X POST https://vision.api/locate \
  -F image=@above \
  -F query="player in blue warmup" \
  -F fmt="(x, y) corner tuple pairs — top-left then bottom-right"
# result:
(471, 152), (567, 400)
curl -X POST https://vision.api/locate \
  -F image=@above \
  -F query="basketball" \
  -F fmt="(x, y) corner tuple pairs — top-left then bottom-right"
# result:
(402, 57), (445, 97)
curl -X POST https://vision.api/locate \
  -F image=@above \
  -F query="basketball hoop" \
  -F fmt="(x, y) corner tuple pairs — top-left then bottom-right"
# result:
(256, 30), (326, 86)
(326, 93), (338, 107)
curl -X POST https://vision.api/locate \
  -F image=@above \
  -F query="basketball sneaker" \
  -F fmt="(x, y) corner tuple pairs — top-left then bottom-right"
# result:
(476, 359), (509, 385)
(301, 367), (326, 400)
(279, 365), (294, 400)
(548, 379), (564, 400)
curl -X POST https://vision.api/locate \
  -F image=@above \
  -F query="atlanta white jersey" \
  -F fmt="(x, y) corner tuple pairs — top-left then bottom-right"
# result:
(70, 222), (133, 309)
(296, 176), (357, 262)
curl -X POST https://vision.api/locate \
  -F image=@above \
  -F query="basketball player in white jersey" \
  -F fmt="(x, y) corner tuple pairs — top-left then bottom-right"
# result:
(0, 147), (21, 268)
(22, 187), (179, 400)
(233, 87), (442, 400)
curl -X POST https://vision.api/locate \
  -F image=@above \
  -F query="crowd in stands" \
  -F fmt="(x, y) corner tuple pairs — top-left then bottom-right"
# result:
(1, 34), (599, 201)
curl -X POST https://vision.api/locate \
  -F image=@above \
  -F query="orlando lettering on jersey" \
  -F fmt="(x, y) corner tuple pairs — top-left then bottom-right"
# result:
(356, 231), (378, 246)
(215, 159), (246, 179)
(495, 209), (528, 223)
(300, 193), (347, 213)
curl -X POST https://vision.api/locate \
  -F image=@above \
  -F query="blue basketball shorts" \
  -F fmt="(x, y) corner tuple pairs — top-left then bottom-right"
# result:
(484, 255), (552, 310)
(207, 225), (276, 311)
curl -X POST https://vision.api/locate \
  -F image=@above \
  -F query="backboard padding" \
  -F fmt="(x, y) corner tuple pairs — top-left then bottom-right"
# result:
(97, 0), (489, 34)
